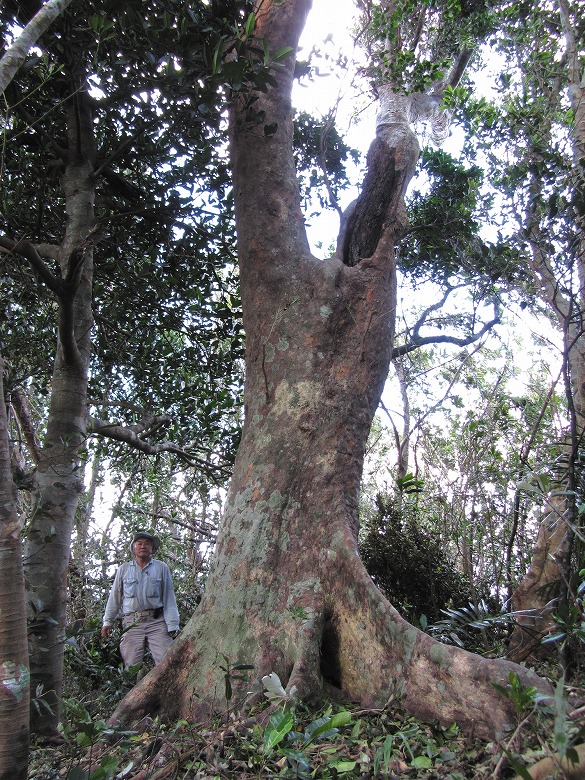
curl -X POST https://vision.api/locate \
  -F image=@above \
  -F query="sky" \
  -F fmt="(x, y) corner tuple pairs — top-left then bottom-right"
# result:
(296, 0), (374, 143)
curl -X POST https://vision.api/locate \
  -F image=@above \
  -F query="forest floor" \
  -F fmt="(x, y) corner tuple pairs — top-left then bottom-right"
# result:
(27, 661), (585, 780)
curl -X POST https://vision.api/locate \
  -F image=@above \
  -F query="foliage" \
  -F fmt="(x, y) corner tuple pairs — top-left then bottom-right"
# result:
(362, 0), (499, 94)
(29, 663), (585, 779)
(400, 148), (531, 295)
(260, 699), (354, 778)
(0, 0), (320, 491)
(293, 110), (360, 214)
(428, 599), (512, 653)
(63, 619), (141, 714)
(360, 492), (474, 623)
(493, 673), (585, 778)
(28, 697), (469, 778)
(492, 671), (541, 719)
(541, 566), (585, 665)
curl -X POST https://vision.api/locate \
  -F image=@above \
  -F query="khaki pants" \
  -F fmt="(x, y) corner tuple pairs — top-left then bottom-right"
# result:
(120, 616), (173, 668)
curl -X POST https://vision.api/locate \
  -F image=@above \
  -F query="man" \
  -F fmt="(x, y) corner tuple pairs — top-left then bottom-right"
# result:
(101, 530), (180, 668)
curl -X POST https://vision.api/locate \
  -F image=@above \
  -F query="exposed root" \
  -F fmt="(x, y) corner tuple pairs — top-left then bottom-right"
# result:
(327, 544), (554, 740)
(109, 539), (554, 743)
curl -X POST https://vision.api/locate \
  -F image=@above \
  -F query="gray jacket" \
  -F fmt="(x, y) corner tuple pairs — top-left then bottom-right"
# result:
(102, 558), (180, 632)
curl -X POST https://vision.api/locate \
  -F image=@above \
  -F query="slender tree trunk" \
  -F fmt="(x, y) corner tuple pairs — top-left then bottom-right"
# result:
(393, 357), (411, 481)
(507, 2), (585, 659)
(0, 358), (29, 780)
(24, 70), (96, 735)
(0, 0), (74, 94)
(109, 0), (551, 740)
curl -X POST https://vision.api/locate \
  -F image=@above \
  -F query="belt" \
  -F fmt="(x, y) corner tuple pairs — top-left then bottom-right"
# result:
(123, 609), (157, 619)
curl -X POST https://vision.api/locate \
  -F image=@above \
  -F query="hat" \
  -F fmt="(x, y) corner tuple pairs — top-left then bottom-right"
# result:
(131, 531), (161, 553)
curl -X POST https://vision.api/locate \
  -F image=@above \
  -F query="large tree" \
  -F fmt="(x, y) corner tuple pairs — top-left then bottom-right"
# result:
(111, 0), (550, 739)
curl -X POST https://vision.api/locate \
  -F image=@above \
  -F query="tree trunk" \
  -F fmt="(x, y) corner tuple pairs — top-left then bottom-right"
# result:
(507, 493), (572, 662)
(110, 0), (550, 740)
(24, 72), (96, 736)
(0, 0), (74, 93)
(0, 358), (29, 780)
(507, 0), (585, 660)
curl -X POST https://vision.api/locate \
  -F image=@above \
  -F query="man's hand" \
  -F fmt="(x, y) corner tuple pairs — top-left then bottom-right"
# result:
(169, 630), (179, 639)
(101, 625), (112, 639)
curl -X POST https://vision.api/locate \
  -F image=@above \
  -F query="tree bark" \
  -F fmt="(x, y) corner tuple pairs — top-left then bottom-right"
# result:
(0, 358), (29, 780)
(110, 0), (550, 740)
(507, 493), (572, 662)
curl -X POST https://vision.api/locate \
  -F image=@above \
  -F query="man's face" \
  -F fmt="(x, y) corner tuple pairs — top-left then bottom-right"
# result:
(133, 537), (153, 560)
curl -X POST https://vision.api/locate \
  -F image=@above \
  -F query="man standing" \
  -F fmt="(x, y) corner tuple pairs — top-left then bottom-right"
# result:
(101, 531), (180, 668)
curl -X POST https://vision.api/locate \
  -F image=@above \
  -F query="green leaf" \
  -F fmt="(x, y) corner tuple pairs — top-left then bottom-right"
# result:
(273, 46), (294, 61)
(331, 760), (357, 773)
(263, 709), (294, 752)
(329, 711), (352, 729)
(244, 12), (256, 38)
(412, 755), (433, 768)
(212, 40), (223, 74)
(304, 716), (337, 742)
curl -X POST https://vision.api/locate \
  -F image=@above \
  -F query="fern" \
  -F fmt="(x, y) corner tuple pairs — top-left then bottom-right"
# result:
(427, 600), (514, 652)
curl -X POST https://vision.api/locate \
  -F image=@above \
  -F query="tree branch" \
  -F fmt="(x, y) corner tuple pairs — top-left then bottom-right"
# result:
(9, 386), (43, 466)
(447, 48), (473, 89)
(0, 0), (74, 94)
(392, 300), (501, 358)
(0, 235), (62, 293)
(87, 416), (232, 481)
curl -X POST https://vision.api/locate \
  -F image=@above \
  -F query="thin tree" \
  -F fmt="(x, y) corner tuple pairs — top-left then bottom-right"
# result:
(0, 0), (74, 94)
(0, 357), (29, 780)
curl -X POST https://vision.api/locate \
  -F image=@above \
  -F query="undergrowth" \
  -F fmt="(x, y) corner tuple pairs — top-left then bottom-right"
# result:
(26, 614), (585, 779)
(28, 664), (585, 779)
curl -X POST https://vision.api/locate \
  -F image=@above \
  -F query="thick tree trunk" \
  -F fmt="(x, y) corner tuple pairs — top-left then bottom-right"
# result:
(0, 358), (29, 780)
(110, 0), (550, 740)
(24, 78), (96, 735)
